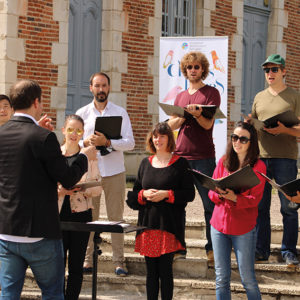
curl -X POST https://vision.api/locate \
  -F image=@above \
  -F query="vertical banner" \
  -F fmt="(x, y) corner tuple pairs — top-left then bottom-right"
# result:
(159, 36), (228, 161)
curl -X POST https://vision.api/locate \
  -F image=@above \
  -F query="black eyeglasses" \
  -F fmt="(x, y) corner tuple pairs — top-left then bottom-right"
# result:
(263, 67), (280, 73)
(231, 134), (250, 144)
(187, 65), (200, 70)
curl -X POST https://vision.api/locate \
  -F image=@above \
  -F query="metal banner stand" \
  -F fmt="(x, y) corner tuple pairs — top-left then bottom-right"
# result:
(92, 232), (102, 300)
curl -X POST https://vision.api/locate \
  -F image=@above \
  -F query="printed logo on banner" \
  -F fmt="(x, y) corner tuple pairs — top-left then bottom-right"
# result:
(181, 42), (188, 50)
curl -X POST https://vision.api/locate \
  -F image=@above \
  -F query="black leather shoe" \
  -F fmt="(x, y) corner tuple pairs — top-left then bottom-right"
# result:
(83, 267), (93, 273)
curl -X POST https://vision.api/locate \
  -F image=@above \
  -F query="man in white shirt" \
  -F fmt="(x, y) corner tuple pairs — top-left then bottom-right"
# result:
(76, 72), (135, 276)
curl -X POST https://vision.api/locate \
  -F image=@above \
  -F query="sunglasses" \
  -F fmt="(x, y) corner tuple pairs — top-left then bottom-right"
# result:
(263, 67), (280, 73)
(231, 134), (250, 144)
(187, 65), (200, 70)
(66, 128), (83, 135)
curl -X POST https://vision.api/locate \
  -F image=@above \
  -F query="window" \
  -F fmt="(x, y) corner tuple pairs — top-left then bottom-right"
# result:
(162, 0), (195, 36)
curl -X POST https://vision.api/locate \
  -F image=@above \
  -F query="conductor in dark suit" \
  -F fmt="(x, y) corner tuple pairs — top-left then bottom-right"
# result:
(0, 79), (95, 300)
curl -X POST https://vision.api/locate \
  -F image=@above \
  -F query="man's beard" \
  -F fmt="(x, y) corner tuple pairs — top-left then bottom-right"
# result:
(95, 92), (109, 103)
(188, 74), (202, 84)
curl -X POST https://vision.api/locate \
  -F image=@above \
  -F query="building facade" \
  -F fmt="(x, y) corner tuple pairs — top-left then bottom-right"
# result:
(0, 0), (299, 175)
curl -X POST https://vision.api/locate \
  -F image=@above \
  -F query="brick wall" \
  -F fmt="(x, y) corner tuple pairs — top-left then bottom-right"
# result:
(17, 0), (58, 125)
(122, 0), (155, 151)
(210, 0), (237, 133)
(283, 0), (300, 90)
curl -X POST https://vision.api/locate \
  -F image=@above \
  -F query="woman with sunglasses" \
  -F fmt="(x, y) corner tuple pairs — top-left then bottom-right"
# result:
(58, 114), (101, 300)
(208, 121), (266, 300)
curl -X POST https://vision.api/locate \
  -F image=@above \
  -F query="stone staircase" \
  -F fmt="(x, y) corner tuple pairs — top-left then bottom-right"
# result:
(21, 214), (300, 299)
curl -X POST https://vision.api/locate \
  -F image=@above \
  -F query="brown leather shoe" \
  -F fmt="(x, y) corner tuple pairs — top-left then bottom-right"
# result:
(207, 250), (214, 262)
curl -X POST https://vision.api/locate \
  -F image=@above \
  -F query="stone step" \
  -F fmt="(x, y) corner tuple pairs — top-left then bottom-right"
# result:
(95, 252), (300, 283)
(99, 232), (297, 263)
(97, 252), (208, 279)
(21, 272), (300, 299)
(105, 215), (300, 246)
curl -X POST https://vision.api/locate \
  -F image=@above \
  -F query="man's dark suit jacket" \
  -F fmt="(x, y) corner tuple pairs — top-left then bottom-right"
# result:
(0, 116), (88, 239)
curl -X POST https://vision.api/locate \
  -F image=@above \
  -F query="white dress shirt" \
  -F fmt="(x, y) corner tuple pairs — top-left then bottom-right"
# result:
(76, 100), (135, 177)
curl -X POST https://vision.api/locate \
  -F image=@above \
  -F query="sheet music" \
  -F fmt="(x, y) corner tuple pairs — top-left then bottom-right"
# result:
(87, 221), (122, 225)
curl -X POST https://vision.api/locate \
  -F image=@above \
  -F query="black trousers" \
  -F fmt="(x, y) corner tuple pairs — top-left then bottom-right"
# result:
(145, 253), (174, 300)
(60, 198), (92, 300)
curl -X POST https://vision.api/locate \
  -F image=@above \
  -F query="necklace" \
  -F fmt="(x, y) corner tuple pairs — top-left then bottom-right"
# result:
(153, 153), (172, 167)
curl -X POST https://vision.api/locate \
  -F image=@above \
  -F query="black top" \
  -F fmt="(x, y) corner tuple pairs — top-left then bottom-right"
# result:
(126, 156), (195, 247)
(60, 152), (89, 220)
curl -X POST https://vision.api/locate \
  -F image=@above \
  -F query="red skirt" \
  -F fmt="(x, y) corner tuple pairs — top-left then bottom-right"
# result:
(135, 229), (185, 257)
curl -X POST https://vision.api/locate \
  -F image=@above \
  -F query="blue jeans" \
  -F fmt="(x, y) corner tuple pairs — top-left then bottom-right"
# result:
(188, 158), (216, 252)
(256, 158), (298, 259)
(211, 226), (261, 300)
(0, 238), (65, 300)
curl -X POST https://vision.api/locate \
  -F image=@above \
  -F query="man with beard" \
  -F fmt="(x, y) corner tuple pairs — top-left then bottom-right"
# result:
(76, 72), (135, 276)
(168, 51), (221, 261)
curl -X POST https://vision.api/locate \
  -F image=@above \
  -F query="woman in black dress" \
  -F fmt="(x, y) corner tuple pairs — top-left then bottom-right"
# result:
(58, 114), (101, 300)
(127, 122), (195, 300)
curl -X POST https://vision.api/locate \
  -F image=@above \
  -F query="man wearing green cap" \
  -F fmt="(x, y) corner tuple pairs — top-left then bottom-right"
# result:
(251, 54), (300, 266)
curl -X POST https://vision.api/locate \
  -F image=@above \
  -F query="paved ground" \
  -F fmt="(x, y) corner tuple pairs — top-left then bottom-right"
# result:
(100, 188), (300, 225)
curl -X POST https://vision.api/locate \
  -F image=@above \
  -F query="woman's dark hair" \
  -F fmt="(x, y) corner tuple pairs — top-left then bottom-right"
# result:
(64, 114), (84, 127)
(146, 122), (176, 154)
(223, 121), (259, 172)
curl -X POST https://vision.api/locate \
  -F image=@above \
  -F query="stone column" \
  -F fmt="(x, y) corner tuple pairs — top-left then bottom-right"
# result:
(52, 0), (69, 135)
(266, 0), (287, 57)
(101, 0), (128, 109)
(203, 0), (216, 36)
(0, 0), (26, 94)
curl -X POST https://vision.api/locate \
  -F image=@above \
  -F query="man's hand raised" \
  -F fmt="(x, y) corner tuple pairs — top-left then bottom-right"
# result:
(38, 114), (54, 131)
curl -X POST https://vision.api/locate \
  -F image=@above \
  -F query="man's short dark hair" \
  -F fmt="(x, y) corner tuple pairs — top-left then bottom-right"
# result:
(89, 72), (110, 86)
(0, 94), (12, 107)
(9, 80), (42, 110)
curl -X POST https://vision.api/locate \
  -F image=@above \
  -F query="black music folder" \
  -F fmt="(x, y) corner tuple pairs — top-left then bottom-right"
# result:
(258, 172), (300, 197)
(246, 110), (300, 131)
(95, 116), (122, 139)
(94, 116), (122, 154)
(158, 102), (225, 120)
(190, 165), (260, 193)
(200, 105), (226, 119)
